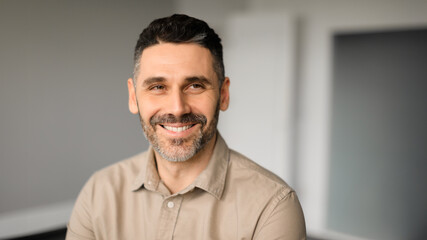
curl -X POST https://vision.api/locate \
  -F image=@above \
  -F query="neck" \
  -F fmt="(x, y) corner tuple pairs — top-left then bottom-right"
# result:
(155, 134), (217, 194)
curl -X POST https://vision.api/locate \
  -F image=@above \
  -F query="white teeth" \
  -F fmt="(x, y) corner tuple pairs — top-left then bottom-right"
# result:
(163, 125), (192, 132)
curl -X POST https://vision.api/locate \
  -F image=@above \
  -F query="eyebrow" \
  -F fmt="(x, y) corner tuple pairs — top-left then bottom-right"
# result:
(141, 76), (213, 87)
(141, 77), (166, 88)
(184, 76), (213, 86)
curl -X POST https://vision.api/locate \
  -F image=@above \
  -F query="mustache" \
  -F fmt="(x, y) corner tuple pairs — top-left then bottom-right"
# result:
(150, 113), (207, 127)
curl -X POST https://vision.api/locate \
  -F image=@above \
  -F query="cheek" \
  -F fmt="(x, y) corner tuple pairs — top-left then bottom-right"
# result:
(191, 95), (219, 119)
(137, 98), (159, 122)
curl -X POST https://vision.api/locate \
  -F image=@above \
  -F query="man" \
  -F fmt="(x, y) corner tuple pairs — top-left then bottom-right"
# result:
(66, 14), (306, 239)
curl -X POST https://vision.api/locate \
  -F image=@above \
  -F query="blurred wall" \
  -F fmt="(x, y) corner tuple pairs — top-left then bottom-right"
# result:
(219, 12), (296, 185)
(0, 0), (174, 215)
(2, 0), (427, 239)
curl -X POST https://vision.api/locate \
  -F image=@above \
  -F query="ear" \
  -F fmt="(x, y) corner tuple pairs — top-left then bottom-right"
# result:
(219, 77), (230, 111)
(127, 78), (139, 114)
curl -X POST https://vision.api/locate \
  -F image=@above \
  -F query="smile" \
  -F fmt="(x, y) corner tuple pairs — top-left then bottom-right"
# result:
(161, 124), (196, 133)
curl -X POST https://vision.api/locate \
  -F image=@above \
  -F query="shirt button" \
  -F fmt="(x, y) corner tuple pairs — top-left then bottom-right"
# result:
(167, 201), (174, 208)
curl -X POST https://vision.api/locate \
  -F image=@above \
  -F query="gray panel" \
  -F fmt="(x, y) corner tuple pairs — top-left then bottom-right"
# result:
(0, 1), (175, 214)
(328, 29), (427, 239)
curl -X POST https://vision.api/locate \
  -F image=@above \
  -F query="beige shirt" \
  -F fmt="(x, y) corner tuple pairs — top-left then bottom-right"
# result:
(66, 134), (306, 240)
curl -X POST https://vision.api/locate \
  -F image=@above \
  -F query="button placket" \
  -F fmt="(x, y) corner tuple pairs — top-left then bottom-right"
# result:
(155, 196), (183, 240)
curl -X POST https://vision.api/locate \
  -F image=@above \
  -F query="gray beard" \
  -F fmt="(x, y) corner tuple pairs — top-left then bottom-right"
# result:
(137, 101), (219, 162)
(142, 121), (203, 162)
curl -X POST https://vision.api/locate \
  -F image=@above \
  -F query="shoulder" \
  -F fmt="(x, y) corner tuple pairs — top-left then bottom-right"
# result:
(228, 149), (293, 192)
(225, 149), (306, 238)
(87, 151), (148, 192)
(223, 149), (295, 207)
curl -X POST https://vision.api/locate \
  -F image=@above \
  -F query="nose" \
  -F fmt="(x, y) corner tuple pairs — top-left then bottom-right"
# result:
(166, 89), (191, 117)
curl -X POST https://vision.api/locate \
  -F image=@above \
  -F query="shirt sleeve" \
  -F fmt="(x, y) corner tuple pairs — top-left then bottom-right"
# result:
(253, 189), (307, 240)
(66, 175), (96, 240)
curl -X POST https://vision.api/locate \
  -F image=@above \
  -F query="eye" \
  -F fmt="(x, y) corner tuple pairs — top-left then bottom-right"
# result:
(147, 84), (166, 94)
(189, 83), (203, 89)
(149, 85), (165, 91)
(186, 83), (205, 94)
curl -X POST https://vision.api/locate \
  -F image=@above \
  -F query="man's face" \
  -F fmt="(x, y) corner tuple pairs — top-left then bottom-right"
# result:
(128, 43), (230, 162)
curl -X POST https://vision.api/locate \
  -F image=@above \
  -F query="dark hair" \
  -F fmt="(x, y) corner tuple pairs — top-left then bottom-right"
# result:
(133, 14), (224, 87)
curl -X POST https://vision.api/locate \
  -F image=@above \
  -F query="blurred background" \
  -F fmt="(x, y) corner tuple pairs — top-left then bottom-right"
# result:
(1, 0), (426, 239)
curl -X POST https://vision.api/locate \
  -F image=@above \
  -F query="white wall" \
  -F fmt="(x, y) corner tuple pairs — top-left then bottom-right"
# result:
(220, 12), (296, 185)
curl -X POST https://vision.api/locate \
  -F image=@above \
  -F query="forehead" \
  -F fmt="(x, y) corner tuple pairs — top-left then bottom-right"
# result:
(137, 43), (216, 82)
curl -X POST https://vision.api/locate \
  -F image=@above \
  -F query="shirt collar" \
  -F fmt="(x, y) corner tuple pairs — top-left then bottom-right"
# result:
(130, 146), (159, 192)
(131, 132), (230, 200)
(191, 133), (229, 199)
